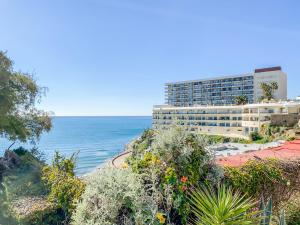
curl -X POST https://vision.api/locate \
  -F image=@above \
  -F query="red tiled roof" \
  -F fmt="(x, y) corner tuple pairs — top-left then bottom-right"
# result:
(216, 139), (300, 167)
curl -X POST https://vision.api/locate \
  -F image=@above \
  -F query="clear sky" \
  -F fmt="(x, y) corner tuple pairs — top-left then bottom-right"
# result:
(1, 0), (299, 116)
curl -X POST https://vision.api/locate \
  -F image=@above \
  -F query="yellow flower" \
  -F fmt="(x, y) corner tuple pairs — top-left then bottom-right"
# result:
(121, 163), (128, 169)
(156, 212), (166, 224)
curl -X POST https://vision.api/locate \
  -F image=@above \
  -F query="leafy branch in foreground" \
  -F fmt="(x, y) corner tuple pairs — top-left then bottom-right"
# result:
(189, 184), (260, 225)
(0, 50), (52, 143)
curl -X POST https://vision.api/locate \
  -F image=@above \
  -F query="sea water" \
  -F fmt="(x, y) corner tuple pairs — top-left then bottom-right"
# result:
(0, 116), (151, 175)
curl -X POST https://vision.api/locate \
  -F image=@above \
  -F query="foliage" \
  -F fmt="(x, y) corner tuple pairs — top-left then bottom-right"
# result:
(259, 198), (273, 225)
(248, 124), (297, 144)
(0, 148), (47, 224)
(281, 192), (300, 225)
(131, 128), (156, 156)
(42, 151), (85, 223)
(260, 82), (278, 101)
(0, 50), (52, 143)
(72, 167), (159, 225)
(127, 127), (224, 224)
(259, 124), (296, 142)
(258, 198), (289, 225)
(11, 199), (64, 225)
(224, 159), (300, 210)
(249, 131), (263, 142)
(13, 146), (45, 163)
(198, 134), (251, 145)
(235, 95), (248, 105)
(188, 184), (260, 225)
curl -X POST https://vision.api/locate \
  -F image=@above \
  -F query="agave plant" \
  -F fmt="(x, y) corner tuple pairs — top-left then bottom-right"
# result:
(260, 198), (286, 225)
(260, 198), (272, 225)
(189, 184), (260, 225)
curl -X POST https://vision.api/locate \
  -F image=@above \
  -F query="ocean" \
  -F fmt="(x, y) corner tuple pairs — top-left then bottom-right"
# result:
(0, 116), (152, 175)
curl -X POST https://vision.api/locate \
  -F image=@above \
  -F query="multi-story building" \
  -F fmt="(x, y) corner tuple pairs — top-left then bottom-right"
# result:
(153, 67), (299, 138)
(165, 66), (287, 106)
(153, 102), (300, 138)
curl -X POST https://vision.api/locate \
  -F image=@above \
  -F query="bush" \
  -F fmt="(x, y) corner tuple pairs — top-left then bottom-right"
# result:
(131, 129), (155, 156)
(199, 134), (250, 144)
(284, 192), (300, 225)
(225, 159), (300, 210)
(72, 167), (158, 225)
(0, 148), (47, 224)
(249, 131), (263, 141)
(10, 197), (64, 225)
(18, 207), (64, 225)
(127, 127), (224, 224)
(42, 151), (85, 223)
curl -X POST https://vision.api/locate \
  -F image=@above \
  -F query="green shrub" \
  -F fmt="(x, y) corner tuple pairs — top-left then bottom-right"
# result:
(225, 159), (300, 210)
(42, 151), (85, 223)
(199, 134), (250, 144)
(286, 136), (296, 142)
(131, 129), (155, 157)
(282, 192), (300, 225)
(249, 131), (263, 141)
(128, 127), (224, 224)
(72, 167), (158, 225)
(11, 199), (64, 225)
(0, 148), (47, 224)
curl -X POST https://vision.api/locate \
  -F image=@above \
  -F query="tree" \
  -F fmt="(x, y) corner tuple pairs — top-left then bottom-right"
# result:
(189, 184), (261, 225)
(0, 51), (52, 143)
(235, 95), (248, 105)
(260, 82), (278, 101)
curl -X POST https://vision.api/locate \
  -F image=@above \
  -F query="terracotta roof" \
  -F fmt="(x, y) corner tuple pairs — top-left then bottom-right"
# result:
(216, 139), (300, 167)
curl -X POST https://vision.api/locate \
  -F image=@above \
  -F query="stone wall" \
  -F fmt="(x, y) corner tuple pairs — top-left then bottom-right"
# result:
(271, 114), (300, 127)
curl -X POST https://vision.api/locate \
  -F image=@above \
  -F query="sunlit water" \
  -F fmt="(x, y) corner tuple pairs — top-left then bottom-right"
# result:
(0, 116), (151, 175)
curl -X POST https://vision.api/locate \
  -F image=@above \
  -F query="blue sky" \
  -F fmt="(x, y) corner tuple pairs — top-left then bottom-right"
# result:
(1, 0), (300, 116)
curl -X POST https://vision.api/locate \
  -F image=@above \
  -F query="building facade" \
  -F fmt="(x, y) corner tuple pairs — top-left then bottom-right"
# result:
(165, 67), (287, 106)
(153, 66), (299, 138)
(153, 102), (300, 138)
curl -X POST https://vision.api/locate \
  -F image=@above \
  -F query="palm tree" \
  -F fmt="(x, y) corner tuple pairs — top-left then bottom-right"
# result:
(235, 95), (248, 105)
(189, 184), (261, 225)
(270, 81), (278, 91)
(260, 82), (278, 101)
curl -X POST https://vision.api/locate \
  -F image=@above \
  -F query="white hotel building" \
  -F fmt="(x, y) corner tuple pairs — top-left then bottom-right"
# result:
(153, 67), (300, 138)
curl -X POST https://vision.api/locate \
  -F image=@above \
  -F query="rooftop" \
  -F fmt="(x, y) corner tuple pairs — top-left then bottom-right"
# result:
(254, 66), (282, 73)
(216, 139), (300, 167)
(165, 66), (282, 85)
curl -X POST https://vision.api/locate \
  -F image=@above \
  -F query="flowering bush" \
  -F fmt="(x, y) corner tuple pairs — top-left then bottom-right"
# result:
(42, 151), (85, 223)
(225, 158), (300, 211)
(127, 127), (224, 224)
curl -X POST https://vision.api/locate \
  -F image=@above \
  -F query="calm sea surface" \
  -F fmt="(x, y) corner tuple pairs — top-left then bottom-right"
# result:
(0, 116), (152, 175)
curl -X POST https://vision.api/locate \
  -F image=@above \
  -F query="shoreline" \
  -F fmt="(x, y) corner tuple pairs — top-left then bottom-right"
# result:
(83, 137), (139, 177)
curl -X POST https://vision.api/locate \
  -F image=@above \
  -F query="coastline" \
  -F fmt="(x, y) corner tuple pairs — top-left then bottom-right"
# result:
(83, 136), (139, 178)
